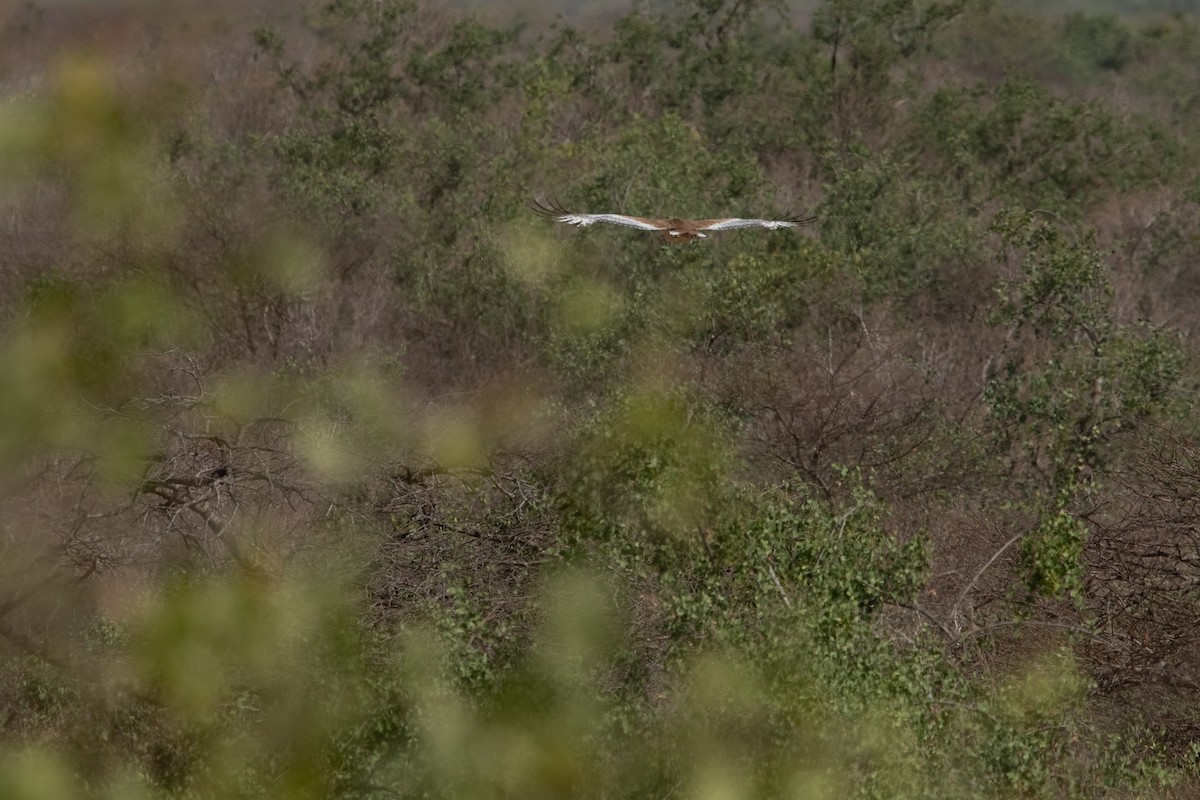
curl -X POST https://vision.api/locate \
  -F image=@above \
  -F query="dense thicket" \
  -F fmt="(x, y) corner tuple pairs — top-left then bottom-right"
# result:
(2, 0), (1200, 796)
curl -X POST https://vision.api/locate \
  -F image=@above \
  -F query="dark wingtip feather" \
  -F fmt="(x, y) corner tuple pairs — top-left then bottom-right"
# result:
(531, 196), (571, 219)
(783, 210), (819, 226)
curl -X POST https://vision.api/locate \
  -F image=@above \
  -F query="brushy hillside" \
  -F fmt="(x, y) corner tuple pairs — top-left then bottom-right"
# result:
(2, 0), (1200, 797)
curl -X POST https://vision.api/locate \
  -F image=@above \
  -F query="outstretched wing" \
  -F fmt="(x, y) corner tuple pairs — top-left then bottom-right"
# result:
(532, 197), (665, 231)
(693, 213), (817, 232)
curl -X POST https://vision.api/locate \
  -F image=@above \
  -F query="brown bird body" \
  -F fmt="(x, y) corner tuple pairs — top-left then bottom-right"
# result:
(533, 198), (813, 243)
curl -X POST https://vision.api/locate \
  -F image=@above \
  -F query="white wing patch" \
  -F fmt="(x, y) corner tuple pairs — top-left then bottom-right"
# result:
(533, 198), (665, 231)
(696, 218), (800, 231)
(558, 213), (664, 231)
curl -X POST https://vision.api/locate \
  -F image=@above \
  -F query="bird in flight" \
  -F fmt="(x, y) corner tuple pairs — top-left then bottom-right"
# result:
(533, 197), (814, 243)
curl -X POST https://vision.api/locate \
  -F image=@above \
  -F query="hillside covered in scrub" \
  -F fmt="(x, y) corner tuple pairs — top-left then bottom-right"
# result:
(2, 0), (1200, 796)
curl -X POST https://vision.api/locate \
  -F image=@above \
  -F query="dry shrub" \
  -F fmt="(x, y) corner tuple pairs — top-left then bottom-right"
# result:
(710, 299), (994, 504)
(1087, 426), (1200, 694)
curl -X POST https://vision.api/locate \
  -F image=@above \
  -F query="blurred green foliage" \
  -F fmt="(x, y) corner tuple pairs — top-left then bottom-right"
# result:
(2, 0), (1200, 797)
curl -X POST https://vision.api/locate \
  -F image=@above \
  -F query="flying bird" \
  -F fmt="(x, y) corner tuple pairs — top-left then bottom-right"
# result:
(533, 197), (814, 243)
